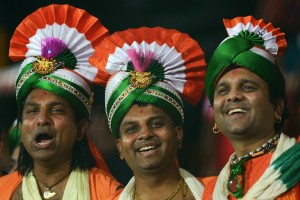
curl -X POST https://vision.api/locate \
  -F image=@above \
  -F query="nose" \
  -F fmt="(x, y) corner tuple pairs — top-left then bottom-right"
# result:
(226, 88), (244, 102)
(138, 126), (153, 140)
(37, 109), (51, 126)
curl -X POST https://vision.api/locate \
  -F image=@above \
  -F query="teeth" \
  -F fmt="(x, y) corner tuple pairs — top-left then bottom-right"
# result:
(139, 145), (156, 152)
(228, 108), (247, 115)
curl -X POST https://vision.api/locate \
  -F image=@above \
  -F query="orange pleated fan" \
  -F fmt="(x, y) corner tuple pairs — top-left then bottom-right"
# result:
(9, 4), (109, 62)
(92, 27), (206, 105)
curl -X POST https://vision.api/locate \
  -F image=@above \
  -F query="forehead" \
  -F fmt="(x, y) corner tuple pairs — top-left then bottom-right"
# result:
(24, 88), (70, 106)
(122, 104), (169, 122)
(217, 68), (265, 86)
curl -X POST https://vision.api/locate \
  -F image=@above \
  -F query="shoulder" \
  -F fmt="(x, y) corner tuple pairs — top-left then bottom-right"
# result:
(89, 167), (119, 182)
(0, 172), (23, 200)
(89, 168), (123, 200)
(0, 172), (22, 185)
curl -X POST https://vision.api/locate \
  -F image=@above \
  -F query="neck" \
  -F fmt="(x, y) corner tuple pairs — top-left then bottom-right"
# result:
(231, 130), (277, 157)
(33, 162), (72, 187)
(133, 167), (182, 199)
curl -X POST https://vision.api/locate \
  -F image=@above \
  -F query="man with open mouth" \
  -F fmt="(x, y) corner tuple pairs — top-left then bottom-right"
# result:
(0, 4), (123, 200)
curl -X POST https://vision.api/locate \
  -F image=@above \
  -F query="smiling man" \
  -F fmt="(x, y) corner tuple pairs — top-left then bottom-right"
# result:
(202, 16), (300, 199)
(0, 4), (122, 200)
(92, 27), (207, 199)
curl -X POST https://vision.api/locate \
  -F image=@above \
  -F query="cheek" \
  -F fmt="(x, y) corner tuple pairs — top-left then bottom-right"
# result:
(213, 98), (223, 113)
(119, 136), (136, 154)
(20, 122), (32, 141)
(60, 125), (78, 141)
(120, 136), (134, 148)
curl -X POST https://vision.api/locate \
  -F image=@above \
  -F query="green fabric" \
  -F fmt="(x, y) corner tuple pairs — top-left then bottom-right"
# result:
(34, 77), (90, 118)
(107, 76), (183, 138)
(205, 36), (286, 104)
(16, 62), (90, 119)
(47, 74), (90, 99)
(126, 60), (165, 81)
(55, 49), (77, 70)
(17, 63), (42, 105)
(271, 142), (300, 189)
(238, 30), (265, 48)
(108, 58), (183, 138)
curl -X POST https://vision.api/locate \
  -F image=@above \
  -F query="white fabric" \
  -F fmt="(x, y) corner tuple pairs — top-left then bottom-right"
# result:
(22, 169), (90, 200)
(213, 133), (296, 200)
(118, 168), (204, 200)
(250, 47), (275, 63)
(25, 23), (97, 82)
(52, 69), (92, 94)
(105, 41), (186, 94)
(104, 71), (129, 113)
(225, 21), (279, 54)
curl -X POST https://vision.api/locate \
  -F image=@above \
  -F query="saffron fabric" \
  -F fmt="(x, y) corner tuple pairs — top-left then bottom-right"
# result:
(0, 168), (122, 200)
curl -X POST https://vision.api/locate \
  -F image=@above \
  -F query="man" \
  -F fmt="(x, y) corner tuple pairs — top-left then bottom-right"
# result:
(0, 4), (122, 199)
(202, 16), (300, 199)
(91, 26), (207, 199)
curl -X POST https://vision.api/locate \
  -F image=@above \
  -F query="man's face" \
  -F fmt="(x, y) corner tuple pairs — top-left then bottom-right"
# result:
(21, 88), (81, 166)
(117, 104), (183, 173)
(213, 68), (275, 140)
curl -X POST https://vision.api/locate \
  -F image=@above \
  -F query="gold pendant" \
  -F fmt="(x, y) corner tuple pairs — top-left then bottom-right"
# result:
(43, 188), (56, 199)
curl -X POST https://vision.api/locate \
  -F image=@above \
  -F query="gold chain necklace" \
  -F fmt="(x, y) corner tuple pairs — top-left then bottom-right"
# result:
(35, 172), (70, 199)
(132, 177), (187, 200)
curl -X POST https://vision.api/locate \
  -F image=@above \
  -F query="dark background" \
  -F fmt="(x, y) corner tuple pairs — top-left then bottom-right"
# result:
(0, 0), (299, 184)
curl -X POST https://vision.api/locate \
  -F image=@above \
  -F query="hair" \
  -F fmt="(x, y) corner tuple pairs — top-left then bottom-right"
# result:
(217, 64), (289, 133)
(16, 97), (95, 176)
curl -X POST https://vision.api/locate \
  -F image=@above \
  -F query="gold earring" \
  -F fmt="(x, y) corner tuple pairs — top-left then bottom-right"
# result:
(275, 115), (282, 124)
(212, 123), (220, 134)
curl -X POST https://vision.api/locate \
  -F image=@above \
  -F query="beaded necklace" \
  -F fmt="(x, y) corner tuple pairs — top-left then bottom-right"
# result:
(227, 134), (280, 198)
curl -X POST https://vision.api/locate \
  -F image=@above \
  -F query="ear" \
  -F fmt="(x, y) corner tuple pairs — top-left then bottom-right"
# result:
(116, 139), (125, 160)
(175, 126), (183, 149)
(274, 99), (284, 118)
(77, 119), (89, 141)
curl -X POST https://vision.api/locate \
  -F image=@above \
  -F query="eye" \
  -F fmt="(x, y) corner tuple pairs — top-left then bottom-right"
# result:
(216, 87), (228, 95)
(24, 107), (38, 114)
(51, 107), (65, 114)
(124, 126), (139, 134)
(151, 120), (163, 128)
(242, 85), (256, 92)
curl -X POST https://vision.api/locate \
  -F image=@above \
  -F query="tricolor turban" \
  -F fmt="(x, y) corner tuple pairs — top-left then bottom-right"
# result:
(91, 27), (207, 137)
(10, 4), (109, 118)
(205, 16), (287, 104)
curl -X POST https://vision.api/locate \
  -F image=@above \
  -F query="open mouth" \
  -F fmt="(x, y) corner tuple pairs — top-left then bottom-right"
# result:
(227, 108), (247, 115)
(35, 132), (54, 145)
(137, 144), (159, 152)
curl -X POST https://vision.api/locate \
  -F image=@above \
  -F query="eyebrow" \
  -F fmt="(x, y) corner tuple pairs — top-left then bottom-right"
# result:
(120, 121), (136, 128)
(24, 101), (67, 108)
(120, 115), (164, 128)
(216, 78), (260, 88)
